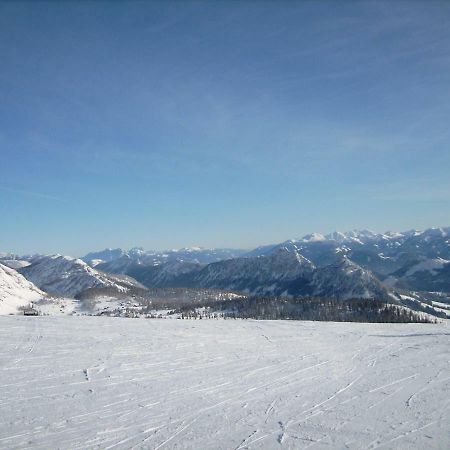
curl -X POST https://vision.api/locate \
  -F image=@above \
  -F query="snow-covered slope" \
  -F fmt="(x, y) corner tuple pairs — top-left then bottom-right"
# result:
(191, 247), (314, 295)
(405, 257), (450, 277)
(0, 263), (45, 314)
(307, 257), (390, 300)
(387, 257), (450, 292)
(0, 317), (448, 449)
(19, 255), (145, 298)
(0, 259), (31, 270)
(127, 259), (204, 288)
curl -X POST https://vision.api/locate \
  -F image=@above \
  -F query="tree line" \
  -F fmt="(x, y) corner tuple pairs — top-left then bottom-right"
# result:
(190, 296), (435, 323)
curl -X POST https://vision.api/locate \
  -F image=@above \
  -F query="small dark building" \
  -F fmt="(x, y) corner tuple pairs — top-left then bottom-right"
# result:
(23, 308), (39, 316)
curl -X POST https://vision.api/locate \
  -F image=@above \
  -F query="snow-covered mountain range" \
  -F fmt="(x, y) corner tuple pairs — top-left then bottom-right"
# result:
(188, 247), (315, 296)
(1, 226), (449, 317)
(18, 255), (146, 298)
(117, 248), (391, 301)
(244, 227), (450, 292)
(83, 247), (246, 269)
(72, 227), (450, 299)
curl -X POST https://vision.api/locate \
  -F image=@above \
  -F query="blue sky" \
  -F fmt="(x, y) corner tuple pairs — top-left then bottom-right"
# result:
(1, 1), (450, 256)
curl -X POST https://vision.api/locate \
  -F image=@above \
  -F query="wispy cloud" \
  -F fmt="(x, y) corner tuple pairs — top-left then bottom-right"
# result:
(0, 185), (63, 201)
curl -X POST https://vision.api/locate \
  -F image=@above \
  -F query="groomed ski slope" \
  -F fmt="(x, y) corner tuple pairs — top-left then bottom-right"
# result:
(0, 317), (448, 449)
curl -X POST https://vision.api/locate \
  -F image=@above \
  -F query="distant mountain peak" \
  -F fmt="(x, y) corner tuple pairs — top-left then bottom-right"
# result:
(300, 233), (326, 243)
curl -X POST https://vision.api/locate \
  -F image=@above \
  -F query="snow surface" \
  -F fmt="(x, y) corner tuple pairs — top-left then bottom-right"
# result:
(431, 301), (450, 318)
(0, 263), (45, 315)
(300, 233), (326, 243)
(0, 259), (31, 270)
(405, 258), (449, 277)
(0, 316), (448, 449)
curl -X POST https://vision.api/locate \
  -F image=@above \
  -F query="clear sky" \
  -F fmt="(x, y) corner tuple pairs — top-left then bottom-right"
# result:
(1, 1), (450, 256)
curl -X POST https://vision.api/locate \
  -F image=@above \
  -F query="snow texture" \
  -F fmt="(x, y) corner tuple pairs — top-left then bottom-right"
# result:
(405, 258), (449, 277)
(0, 263), (44, 315)
(0, 316), (448, 449)
(0, 259), (31, 270)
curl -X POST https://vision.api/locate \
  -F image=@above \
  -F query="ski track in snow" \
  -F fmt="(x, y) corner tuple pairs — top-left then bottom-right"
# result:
(0, 317), (449, 449)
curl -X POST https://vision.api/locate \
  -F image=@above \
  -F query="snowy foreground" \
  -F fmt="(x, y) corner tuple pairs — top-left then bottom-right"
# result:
(0, 317), (449, 450)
